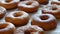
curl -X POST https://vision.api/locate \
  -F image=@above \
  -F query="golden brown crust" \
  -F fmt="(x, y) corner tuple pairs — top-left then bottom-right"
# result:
(0, 3), (18, 9)
(5, 16), (29, 26)
(31, 19), (57, 31)
(18, 6), (39, 13)
(35, 0), (49, 5)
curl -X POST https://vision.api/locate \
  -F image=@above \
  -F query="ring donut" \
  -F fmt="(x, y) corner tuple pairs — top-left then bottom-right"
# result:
(18, 1), (39, 13)
(0, 22), (15, 34)
(42, 5), (60, 19)
(5, 11), (30, 26)
(0, 6), (6, 19)
(0, 0), (20, 9)
(31, 14), (57, 31)
(14, 25), (44, 34)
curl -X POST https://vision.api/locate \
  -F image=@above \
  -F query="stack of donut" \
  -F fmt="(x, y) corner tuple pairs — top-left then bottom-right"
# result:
(0, 0), (60, 34)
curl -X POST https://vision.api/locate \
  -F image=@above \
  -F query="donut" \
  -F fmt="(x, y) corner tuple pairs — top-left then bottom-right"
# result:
(31, 14), (57, 31)
(51, 1), (60, 5)
(42, 5), (60, 19)
(5, 11), (30, 26)
(0, 22), (15, 34)
(14, 25), (44, 34)
(0, 0), (20, 9)
(30, 0), (49, 5)
(0, 6), (6, 19)
(18, 1), (39, 13)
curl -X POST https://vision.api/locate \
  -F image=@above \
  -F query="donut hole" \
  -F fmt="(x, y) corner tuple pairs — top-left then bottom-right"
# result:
(0, 24), (8, 29)
(26, 2), (32, 5)
(40, 15), (49, 20)
(14, 12), (22, 17)
(6, 0), (12, 2)
(24, 30), (31, 34)
(52, 7), (57, 10)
